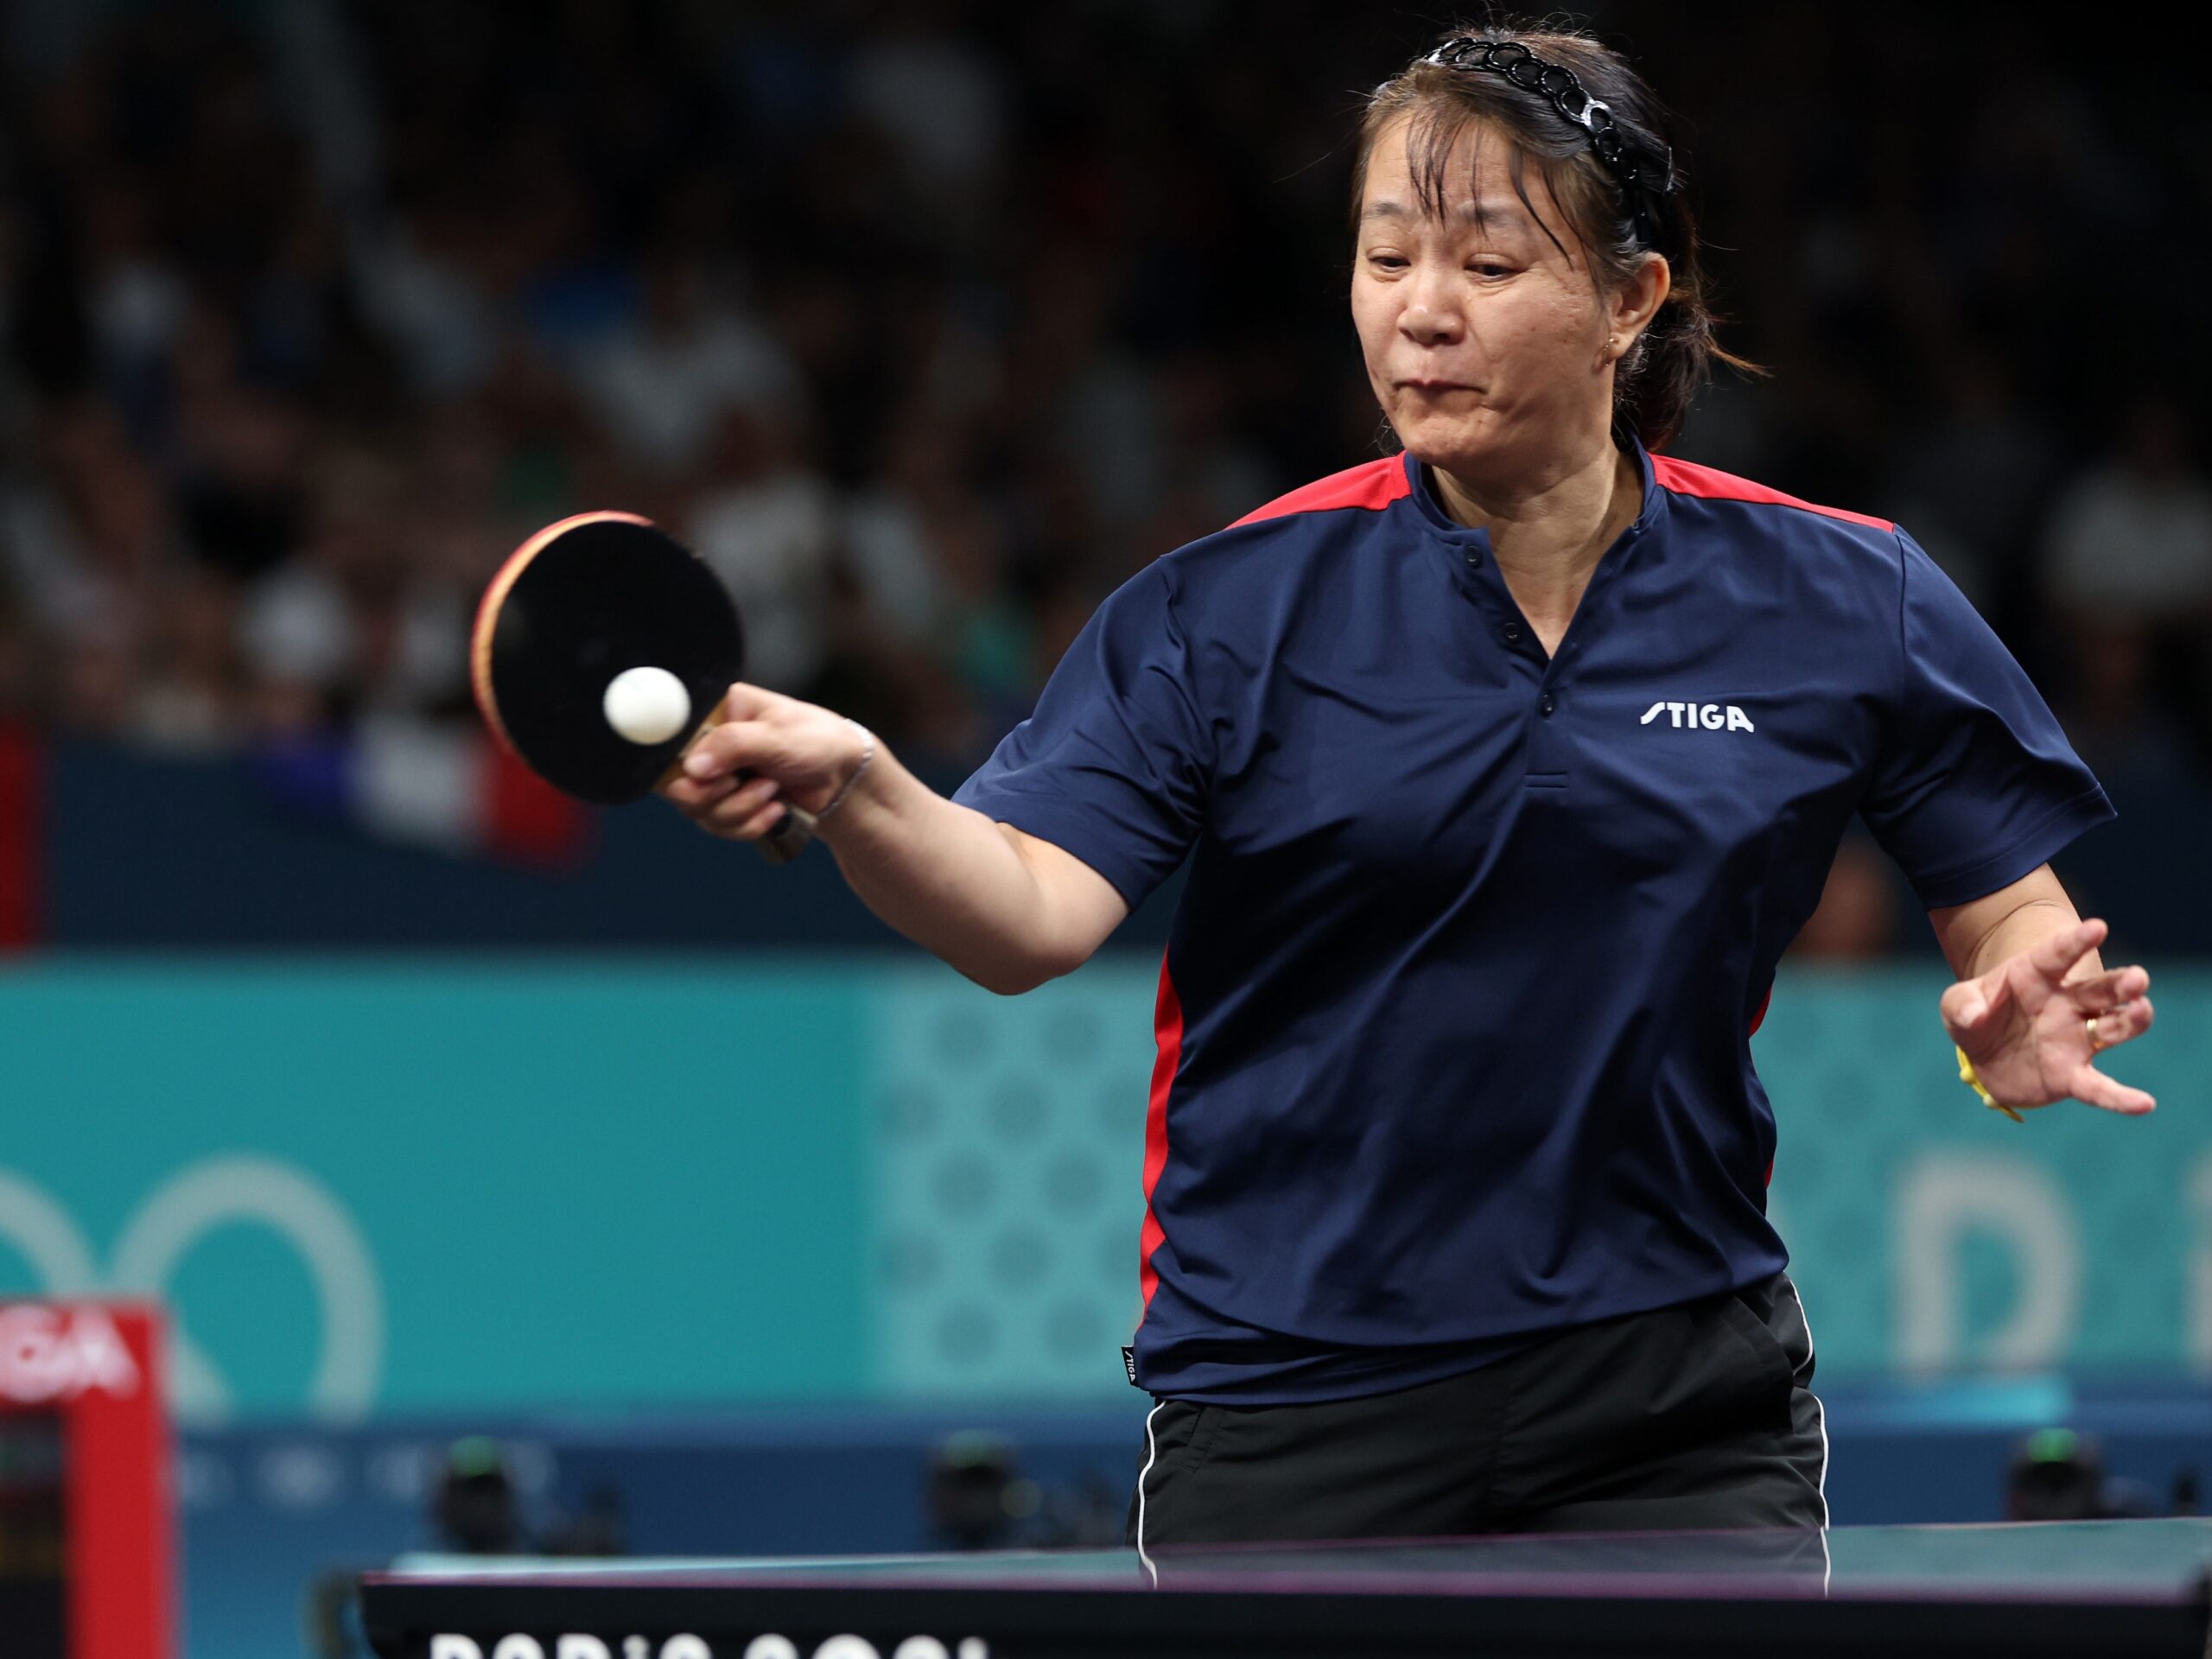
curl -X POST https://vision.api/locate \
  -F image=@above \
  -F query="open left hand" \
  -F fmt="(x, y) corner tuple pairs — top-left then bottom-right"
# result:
(1939, 918), (2155, 1116)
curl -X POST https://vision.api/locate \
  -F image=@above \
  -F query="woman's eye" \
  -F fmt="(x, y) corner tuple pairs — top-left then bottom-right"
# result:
(1369, 253), (1408, 270)
(1468, 262), (1513, 278)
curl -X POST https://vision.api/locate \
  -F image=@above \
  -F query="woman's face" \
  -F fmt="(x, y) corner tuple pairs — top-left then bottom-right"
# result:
(1352, 114), (1656, 481)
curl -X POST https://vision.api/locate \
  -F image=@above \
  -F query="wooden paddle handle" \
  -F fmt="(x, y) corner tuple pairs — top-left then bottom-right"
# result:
(656, 696), (818, 866)
(756, 800), (817, 865)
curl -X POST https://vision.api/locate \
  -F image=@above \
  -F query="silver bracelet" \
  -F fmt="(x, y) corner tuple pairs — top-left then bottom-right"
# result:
(812, 720), (875, 823)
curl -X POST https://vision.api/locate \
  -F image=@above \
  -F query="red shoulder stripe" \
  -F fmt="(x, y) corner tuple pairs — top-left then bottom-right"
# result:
(1652, 456), (1893, 531)
(1230, 457), (1410, 528)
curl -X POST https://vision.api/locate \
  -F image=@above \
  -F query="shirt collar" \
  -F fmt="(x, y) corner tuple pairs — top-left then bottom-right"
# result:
(1397, 435), (1667, 544)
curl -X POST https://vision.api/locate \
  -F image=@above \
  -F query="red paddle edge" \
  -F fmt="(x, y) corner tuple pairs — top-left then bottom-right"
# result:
(468, 510), (657, 761)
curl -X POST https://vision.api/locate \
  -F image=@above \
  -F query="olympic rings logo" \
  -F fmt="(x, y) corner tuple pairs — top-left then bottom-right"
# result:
(0, 1156), (384, 1421)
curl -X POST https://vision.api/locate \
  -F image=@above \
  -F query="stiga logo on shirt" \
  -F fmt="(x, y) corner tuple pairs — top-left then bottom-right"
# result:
(1641, 701), (1756, 733)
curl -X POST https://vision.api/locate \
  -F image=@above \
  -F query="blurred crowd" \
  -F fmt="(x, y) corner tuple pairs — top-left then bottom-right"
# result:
(1, 1), (2207, 928)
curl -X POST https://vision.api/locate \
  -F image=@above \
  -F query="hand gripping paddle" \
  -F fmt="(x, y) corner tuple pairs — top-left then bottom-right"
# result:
(470, 511), (815, 864)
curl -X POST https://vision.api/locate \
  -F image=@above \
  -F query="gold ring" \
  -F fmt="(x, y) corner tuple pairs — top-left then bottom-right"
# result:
(2087, 1014), (2106, 1053)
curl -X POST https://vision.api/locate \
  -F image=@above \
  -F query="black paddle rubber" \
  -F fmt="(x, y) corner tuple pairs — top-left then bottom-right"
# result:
(472, 511), (812, 861)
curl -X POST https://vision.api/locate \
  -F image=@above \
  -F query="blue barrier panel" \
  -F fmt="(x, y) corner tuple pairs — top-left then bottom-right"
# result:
(176, 1385), (2212, 1659)
(28, 738), (2196, 953)
(36, 742), (1186, 950)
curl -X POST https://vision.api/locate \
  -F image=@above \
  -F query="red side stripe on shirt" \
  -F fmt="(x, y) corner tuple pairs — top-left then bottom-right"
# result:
(1750, 983), (1775, 1185)
(1138, 946), (1184, 1310)
(1652, 455), (1894, 531)
(1230, 456), (1411, 528)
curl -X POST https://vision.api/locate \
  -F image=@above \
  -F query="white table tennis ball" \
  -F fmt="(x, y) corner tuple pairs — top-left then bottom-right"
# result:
(602, 665), (692, 746)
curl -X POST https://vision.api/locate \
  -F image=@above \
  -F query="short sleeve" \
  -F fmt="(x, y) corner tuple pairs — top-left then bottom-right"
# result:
(952, 561), (1209, 907)
(1859, 528), (2114, 908)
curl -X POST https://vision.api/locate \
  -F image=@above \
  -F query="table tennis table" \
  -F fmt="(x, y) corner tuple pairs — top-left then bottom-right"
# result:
(362, 1516), (2212, 1658)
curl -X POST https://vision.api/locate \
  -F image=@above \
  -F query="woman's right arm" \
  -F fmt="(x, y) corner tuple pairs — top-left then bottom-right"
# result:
(660, 683), (1131, 995)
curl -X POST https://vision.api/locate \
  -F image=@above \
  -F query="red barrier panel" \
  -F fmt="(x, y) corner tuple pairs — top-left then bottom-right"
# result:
(0, 1302), (175, 1659)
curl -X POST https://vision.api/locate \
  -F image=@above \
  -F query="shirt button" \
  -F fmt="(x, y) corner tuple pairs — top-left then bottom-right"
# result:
(1463, 549), (1482, 567)
(1502, 623), (1522, 643)
(1538, 693), (1555, 716)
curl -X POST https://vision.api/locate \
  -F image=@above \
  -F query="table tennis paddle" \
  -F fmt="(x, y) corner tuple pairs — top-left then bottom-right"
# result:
(470, 511), (814, 864)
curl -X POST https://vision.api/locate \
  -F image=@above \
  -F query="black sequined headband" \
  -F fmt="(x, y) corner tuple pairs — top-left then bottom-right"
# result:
(1420, 37), (1675, 248)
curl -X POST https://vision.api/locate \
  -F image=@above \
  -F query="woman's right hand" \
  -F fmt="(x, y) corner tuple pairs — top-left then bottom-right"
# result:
(658, 679), (1126, 993)
(658, 682), (870, 844)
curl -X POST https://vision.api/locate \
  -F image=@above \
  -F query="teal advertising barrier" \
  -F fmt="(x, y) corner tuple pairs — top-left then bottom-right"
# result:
(0, 959), (2202, 1421)
(0, 961), (872, 1417)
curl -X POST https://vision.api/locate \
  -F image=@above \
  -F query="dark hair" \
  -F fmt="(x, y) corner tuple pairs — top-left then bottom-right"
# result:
(1354, 21), (1754, 450)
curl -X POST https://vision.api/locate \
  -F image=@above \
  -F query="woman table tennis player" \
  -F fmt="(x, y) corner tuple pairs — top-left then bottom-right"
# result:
(664, 23), (2154, 1545)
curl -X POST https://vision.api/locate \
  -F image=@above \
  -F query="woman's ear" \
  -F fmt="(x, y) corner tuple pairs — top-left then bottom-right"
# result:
(1611, 253), (1672, 347)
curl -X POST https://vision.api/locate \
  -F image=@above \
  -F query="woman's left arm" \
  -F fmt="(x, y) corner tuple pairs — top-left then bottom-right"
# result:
(1928, 864), (2156, 1116)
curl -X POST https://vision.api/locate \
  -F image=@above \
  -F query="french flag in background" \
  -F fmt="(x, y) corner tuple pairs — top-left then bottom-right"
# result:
(248, 715), (594, 868)
(0, 718), (593, 952)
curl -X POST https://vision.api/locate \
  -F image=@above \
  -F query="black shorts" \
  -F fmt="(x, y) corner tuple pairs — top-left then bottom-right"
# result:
(1125, 1272), (1827, 1548)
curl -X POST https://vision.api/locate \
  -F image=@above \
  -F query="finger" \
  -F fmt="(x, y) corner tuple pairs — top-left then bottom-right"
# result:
(683, 719), (780, 783)
(721, 774), (784, 818)
(2063, 963), (2151, 1013)
(723, 798), (790, 842)
(1941, 969), (2010, 1036)
(701, 773), (786, 830)
(2068, 1062), (2156, 1116)
(702, 782), (781, 832)
(2026, 918), (2107, 983)
(721, 681), (777, 720)
(658, 772), (739, 811)
(1940, 979), (1989, 1034)
(2088, 995), (2154, 1051)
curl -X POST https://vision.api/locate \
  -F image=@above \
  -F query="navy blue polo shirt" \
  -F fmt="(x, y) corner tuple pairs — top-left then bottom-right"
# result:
(953, 442), (2113, 1405)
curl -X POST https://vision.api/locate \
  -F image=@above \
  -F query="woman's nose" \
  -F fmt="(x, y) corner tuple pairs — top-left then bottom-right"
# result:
(1398, 271), (1465, 345)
